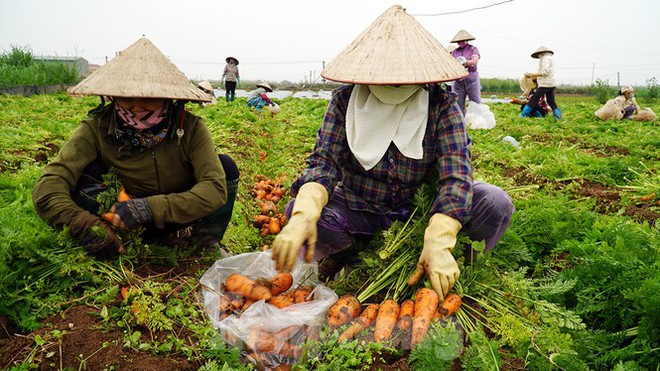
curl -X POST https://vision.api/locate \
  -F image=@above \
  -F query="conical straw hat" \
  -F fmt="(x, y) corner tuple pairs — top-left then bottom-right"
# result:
(321, 5), (468, 85)
(225, 56), (239, 65)
(197, 80), (214, 92)
(450, 29), (475, 43)
(256, 82), (273, 92)
(531, 46), (554, 59)
(68, 38), (211, 102)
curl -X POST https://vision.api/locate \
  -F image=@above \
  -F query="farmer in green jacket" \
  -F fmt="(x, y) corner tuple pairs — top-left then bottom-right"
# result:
(32, 38), (239, 258)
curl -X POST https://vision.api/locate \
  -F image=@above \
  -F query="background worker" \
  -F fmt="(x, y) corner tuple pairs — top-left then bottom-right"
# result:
(246, 82), (277, 113)
(271, 6), (514, 300)
(450, 29), (482, 114)
(521, 46), (561, 120)
(222, 56), (240, 102)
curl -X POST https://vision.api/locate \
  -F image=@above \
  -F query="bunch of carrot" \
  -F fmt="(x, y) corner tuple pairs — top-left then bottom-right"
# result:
(218, 272), (315, 320)
(326, 289), (462, 348)
(251, 175), (288, 236)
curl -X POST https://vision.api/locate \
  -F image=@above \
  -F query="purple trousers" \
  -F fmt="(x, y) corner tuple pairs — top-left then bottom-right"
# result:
(285, 182), (514, 261)
(453, 72), (482, 114)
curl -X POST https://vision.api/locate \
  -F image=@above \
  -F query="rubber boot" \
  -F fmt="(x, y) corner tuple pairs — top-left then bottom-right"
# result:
(230, 93), (235, 102)
(553, 108), (562, 120)
(225, 92), (230, 102)
(520, 104), (534, 118)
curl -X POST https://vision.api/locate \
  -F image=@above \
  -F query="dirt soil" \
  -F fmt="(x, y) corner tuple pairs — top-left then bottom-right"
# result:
(0, 305), (200, 370)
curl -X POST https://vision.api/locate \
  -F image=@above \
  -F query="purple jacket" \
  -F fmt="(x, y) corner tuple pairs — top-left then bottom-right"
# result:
(452, 44), (480, 73)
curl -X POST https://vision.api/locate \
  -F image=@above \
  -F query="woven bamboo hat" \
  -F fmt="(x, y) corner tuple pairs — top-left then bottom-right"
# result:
(320, 5), (468, 85)
(450, 29), (475, 43)
(531, 46), (554, 59)
(68, 37), (211, 102)
(197, 80), (214, 93)
(226, 56), (239, 65)
(256, 82), (273, 92)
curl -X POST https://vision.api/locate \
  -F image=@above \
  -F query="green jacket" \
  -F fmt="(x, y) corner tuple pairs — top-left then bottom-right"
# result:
(33, 104), (228, 229)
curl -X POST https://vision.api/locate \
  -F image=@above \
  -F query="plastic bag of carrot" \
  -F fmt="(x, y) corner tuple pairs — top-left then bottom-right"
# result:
(201, 251), (338, 369)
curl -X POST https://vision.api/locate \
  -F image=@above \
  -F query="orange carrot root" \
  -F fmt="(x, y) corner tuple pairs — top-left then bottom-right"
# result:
(396, 299), (414, 332)
(268, 294), (295, 309)
(438, 293), (462, 317)
(338, 303), (379, 342)
(374, 299), (400, 342)
(327, 295), (362, 327)
(270, 272), (294, 296)
(118, 187), (131, 202)
(225, 273), (273, 301)
(293, 285), (313, 303)
(411, 288), (440, 346)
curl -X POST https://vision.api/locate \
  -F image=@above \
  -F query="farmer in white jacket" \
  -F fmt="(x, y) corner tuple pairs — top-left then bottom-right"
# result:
(521, 46), (562, 120)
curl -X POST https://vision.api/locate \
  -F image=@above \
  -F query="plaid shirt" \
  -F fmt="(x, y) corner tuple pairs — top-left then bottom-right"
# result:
(291, 84), (473, 224)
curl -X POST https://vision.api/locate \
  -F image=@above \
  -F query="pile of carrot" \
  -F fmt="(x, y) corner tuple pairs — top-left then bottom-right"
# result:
(218, 272), (315, 320)
(218, 271), (318, 369)
(326, 290), (462, 348)
(251, 174), (288, 236)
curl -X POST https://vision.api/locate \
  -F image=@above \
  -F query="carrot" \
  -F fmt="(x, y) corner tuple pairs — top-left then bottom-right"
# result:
(268, 294), (294, 309)
(327, 295), (362, 327)
(438, 293), (462, 318)
(277, 342), (302, 358)
(102, 212), (115, 223)
(120, 286), (130, 300)
(373, 299), (400, 342)
(338, 303), (379, 342)
(219, 294), (232, 312)
(242, 298), (256, 311)
(396, 299), (414, 332)
(225, 273), (273, 301)
(293, 285), (313, 303)
(411, 288), (440, 346)
(118, 187), (131, 202)
(641, 193), (656, 202)
(254, 214), (271, 226)
(269, 272), (293, 295)
(248, 329), (276, 352)
(268, 217), (281, 234)
(230, 296), (245, 312)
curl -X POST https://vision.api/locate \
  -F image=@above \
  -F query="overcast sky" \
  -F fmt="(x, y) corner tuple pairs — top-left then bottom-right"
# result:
(2, 0), (659, 87)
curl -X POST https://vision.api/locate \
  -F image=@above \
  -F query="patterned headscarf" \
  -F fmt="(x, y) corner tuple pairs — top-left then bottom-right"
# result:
(115, 101), (170, 130)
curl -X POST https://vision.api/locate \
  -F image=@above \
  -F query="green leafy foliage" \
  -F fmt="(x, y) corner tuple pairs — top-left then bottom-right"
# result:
(409, 322), (463, 370)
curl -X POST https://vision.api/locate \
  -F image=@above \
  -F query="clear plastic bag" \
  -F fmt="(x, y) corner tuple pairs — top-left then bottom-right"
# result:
(201, 251), (338, 369)
(465, 101), (496, 129)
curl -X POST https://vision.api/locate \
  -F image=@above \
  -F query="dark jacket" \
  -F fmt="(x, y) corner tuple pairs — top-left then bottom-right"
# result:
(33, 103), (227, 229)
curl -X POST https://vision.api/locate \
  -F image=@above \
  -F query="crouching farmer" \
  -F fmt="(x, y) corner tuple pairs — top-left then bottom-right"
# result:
(32, 38), (238, 258)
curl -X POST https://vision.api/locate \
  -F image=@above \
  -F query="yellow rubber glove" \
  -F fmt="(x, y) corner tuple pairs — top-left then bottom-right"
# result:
(272, 182), (328, 272)
(407, 213), (462, 300)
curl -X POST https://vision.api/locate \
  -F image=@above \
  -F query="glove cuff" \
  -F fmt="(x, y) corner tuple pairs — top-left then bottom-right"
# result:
(115, 198), (153, 229)
(425, 213), (462, 250)
(291, 182), (328, 221)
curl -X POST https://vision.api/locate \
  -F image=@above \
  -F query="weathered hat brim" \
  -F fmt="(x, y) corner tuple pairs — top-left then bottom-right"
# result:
(68, 38), (211, 102)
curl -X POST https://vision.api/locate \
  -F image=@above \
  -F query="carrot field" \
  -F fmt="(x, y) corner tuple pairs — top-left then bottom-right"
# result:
(0, 91), (658, 370)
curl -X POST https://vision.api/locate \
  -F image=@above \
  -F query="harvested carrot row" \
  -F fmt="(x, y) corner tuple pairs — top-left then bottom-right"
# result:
(438, 293), (462, 317)
(225, 273), (273, 301)
(396, 299), (414, 331)
(411, 288), (440, 346)
(338, 303), (379, 342)
(327, 295), (362, 327)
(374, 299), (400, 342)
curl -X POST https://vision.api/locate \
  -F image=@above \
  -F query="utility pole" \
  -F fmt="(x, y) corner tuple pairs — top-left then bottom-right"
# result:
(617, 72), (620, 88)
(321, 61), (326, 83)
(591, 62), (595, 85)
